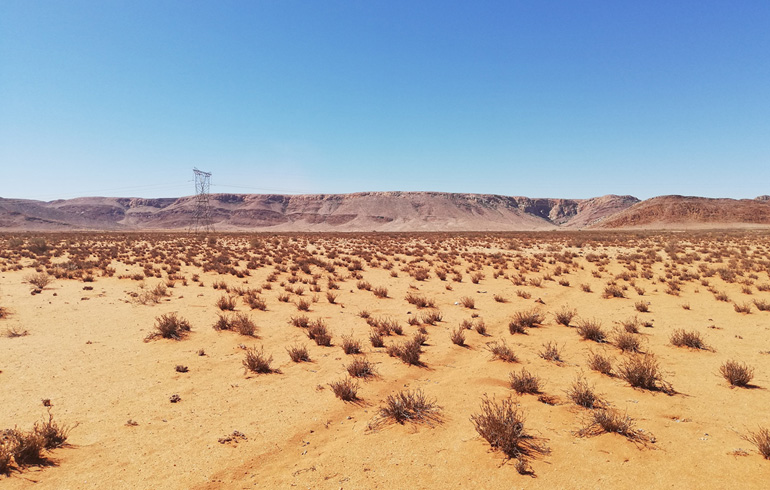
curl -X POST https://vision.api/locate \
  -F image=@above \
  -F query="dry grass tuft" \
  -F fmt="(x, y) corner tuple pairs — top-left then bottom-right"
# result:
(341, 335), (362, 354)
(587, 350), (613, 376)
(554, 306), (576, 326)
(489, 341), (518, 362)
(539, 341), (563, 362)
(145, 313), (191, 341)
(242, 346), (274, 374)
(450, 327), (466, 346)
(576, 318), (606, 343)
(509, 368), (543, 394)
(378, 389), (442, 425)
(329, 377), (359, 401)
(577, 408), (650, 443)
(670, 329), (708, 350)
(719, 360), (754, 387)
(470, 395), (549, 463)
(745, 427), (770, 459)
(286, 344), (310, 362)
(566, 376), (604, 409)
(617, 354), (674, 393)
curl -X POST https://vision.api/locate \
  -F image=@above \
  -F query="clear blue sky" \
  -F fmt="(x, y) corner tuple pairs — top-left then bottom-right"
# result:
(2, 1), (769, 201)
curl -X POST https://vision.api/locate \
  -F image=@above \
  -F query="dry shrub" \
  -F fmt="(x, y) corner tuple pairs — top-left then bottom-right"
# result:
(613, 330), (641, 353)
(602, 284), (625, 298)
(714, 291), (730, 302)
(379, 389), (441, 424)
(753, 299), (770, 311)
(25, 272), (53, 290)
(6, 429), (45, 466)
(307, 319), (332, 346)
(617, 354), (674, 393)
(493, 294), (507, 303)
(369, 330), (385, 347)
(746, 427), (770, 459)
(136, 282), (169, 304)
(290, 315), (310, 328)
(576, 318), (606, 342)
(634, 300), (649, 312)
(146, 313), (191, 341)
(460, 296), (475, 309)
(213, 313), (233, 331)
(420, 310), (443, 325)
(621, 316), (640, 333)
(372, 286), (388, 298)
(474, 319), (487, 335)
(387, 338), (422, 365)
(489, 341), (517, 362)
(5, 326), (28, 338)
(325, 291), (338, 304)
(329, 377), (359, 401)
(34, 411), (71, 449)
(341, 335), (362, 354)
(554, 306), (576, 326)
(470, 396), (549, 462)
(566, 376), (604, 409)
(719, 360), (754, 387)
(347, 357), (376, 378)
(0, 440), (11, 475)
(539, 341), (563, 362)
(296, 298), (311, 311)
(232, 312), (257, 336)
(245, 294), (267, 310)
(733, 302), (752, 314)
(450, 327), (466, 346)
(580, 283), (592, 292)
(577, 408), (649, 443)
(509, 309), (543, 334)
(405, 292), (435, 308)
(669, 329), (708, 350)
(216, 294), (237, 311)
(587, 350), (613, 376)
(286, 344), (310, 362)
(242, 346), (274, 374)
(509, 368), (543, 394)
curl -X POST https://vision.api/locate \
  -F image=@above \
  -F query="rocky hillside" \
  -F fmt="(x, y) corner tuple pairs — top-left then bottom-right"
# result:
(596, 195), (770, 229)
(0, 192), (639, 231)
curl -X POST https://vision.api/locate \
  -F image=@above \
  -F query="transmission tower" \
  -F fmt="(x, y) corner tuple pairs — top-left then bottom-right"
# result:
(189, 167), (214, 234)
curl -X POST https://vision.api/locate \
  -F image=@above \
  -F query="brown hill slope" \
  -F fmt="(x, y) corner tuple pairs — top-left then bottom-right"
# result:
(596, 195), (770, 229)
(0, 192), (638, 231)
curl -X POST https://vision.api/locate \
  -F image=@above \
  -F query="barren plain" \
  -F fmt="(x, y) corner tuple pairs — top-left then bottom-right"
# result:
(1, 232), (769, 488)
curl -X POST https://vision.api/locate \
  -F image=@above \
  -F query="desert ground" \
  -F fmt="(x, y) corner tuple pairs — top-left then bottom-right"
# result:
(1, 231), (769, 489)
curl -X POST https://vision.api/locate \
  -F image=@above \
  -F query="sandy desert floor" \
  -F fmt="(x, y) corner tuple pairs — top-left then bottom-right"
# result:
(1, 231), (769, 489)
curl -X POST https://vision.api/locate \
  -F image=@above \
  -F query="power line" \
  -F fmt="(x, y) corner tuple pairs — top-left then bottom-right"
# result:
(189, 168), (214, 234)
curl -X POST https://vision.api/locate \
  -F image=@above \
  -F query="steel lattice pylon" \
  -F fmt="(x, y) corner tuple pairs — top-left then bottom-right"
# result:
(189, 168), (214, 233)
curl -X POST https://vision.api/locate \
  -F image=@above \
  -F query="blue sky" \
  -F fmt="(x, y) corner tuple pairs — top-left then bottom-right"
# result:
(1, 1), (769, 201)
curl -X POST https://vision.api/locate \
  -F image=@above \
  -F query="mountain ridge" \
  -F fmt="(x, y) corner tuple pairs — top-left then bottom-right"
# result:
(1, 192), (768, 231)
